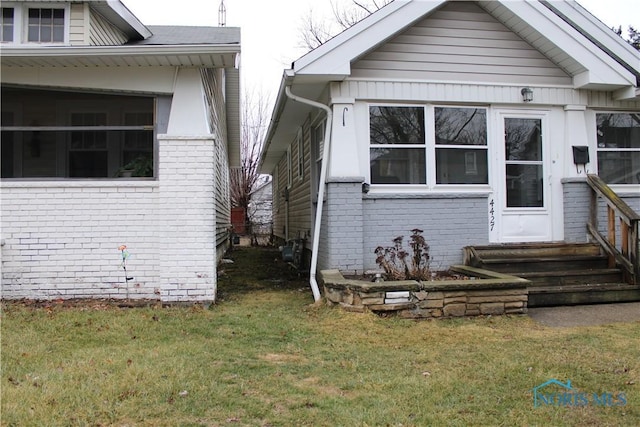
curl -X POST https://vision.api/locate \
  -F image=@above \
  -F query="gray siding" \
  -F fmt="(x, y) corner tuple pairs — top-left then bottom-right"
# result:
(273, 157), (288, 240)
(351, 1), (572, 86)
(287, 121), (313, 240)
(563, 179), (591, 243)
(271, 120), (313, 242)
(89, 7), (128, 46)
(563, 179), (640, 253)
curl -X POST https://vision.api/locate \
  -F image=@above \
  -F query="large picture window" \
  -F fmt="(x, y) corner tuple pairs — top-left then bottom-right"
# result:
(596, 112), (640, 184)
(1, 87), (155, 179)
(369, 105), (488, 186)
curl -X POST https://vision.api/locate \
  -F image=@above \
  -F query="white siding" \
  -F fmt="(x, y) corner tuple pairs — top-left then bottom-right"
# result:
(351, 1), (572, 86)
(331, 81), (589, 105)
(89, 7), (128, 46)
(201, 68), (232, 258)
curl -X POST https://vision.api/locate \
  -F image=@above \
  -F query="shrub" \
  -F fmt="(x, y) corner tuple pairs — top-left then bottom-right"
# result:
(374, 229), (431, 280)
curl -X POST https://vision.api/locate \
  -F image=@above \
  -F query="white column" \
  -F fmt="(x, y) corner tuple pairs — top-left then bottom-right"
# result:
(564, 105), (591, 178)
(328, 100), (360, 178)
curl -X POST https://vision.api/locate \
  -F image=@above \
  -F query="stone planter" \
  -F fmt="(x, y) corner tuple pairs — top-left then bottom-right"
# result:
(319, 266), (529, 319)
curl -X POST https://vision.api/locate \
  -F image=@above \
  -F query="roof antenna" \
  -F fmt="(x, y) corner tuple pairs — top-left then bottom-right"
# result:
(218, 0), (226, 27)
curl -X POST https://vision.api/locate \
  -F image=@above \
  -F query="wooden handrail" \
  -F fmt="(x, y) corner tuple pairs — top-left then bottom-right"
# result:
(586, 174), (640, 285)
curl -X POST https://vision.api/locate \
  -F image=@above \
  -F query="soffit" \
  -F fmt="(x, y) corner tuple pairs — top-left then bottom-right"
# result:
(0, 45), (240, 68)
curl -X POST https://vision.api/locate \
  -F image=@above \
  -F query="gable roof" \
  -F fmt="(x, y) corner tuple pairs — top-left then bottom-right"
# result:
(260, 0), (640, 173)
(293, 0), (637, 90)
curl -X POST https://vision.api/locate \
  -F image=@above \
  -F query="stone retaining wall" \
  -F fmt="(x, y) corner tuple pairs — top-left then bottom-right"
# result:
(320, 267), (529, 319)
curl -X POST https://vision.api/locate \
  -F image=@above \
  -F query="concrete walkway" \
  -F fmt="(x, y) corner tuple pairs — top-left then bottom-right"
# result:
(528, 302), (640, 327)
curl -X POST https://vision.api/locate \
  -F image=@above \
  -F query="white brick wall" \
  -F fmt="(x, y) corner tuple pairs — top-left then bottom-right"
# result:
(158, 136), (217, 302)
(1, 181), (160, 300)
(1, 136), (221, 302)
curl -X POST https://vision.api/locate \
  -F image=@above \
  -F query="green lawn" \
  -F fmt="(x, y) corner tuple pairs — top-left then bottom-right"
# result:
(2, 246), (639, 426)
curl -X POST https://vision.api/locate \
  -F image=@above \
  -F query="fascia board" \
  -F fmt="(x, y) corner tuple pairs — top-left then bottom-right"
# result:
(548, 0), (640, 74)
(260, 70), (295, 173)
(294, 0), (446, 76)
(501, 0), (635, 87)
(104, 0), (153, 39)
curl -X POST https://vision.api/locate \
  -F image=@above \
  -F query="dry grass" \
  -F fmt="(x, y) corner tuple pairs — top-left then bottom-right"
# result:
(2, 246), (639, 426)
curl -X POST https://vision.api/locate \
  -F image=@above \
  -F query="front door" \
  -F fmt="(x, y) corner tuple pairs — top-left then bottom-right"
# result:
(494, 111), (556, 242)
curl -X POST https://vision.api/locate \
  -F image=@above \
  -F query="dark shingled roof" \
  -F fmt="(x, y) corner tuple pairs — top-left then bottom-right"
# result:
(128, 26), (240, 46)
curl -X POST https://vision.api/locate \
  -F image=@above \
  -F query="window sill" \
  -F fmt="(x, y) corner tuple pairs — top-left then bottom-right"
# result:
(0, 179), (159, 189)
(364, 185), (492, 199)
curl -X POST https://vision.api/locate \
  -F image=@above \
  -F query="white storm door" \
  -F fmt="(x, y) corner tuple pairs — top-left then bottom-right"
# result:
(495, 111), (553, 242)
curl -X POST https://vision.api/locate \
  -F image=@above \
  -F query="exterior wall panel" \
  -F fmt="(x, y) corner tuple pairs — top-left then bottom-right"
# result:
(351, 1), (572, 86)
(69, 3), (89, 45)
(1, 182), (160, 300)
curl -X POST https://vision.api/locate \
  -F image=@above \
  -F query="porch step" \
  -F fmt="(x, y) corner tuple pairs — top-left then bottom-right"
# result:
(463, 242), (639, 307)
(518, 269), (623, 287)
(528, 283), (640, 307)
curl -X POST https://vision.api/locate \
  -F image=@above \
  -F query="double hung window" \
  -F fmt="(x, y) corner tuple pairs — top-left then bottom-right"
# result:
(28, 8), (65, 43)
(596, 112), (640, 185)
(369, 105), (488, 186)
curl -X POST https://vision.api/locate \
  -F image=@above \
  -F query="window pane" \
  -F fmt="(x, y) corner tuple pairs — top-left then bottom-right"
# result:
(435, 107), (487, 146)
(53, 9), (65, 22)
(28, 26), (39, 42)
(370, 106), (425, 145)
(597, 113), (640, 149)
(28, 9), (39, 21)
(1, 8), (14, 42)
(370, 148), (425, 184)
(598, 151), (640, 184)
(2, 8), (13, 21)
(505, 118), (542, 161)
(40, 27), (52, 42)
(41, 9), (52, 24)
(2, 87), (156, 179)
(69, 151), (108, 178)
(53, 26), (64, 42)
(2, 26), (12, 42)
(506, 164), (544, 207)
(436, 148), (488, 184)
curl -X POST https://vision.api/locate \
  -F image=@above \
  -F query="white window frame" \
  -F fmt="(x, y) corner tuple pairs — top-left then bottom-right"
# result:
(367, 103), (490, 192)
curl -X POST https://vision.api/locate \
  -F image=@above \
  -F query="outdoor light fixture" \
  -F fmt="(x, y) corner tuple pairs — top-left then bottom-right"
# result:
(521, 87), (533, 102)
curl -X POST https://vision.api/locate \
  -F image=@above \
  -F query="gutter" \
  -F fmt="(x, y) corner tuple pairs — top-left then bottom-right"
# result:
(284, 86), (332, 302)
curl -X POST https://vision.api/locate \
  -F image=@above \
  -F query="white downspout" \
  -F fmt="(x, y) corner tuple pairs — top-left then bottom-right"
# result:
(284, 86), (332, 302)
